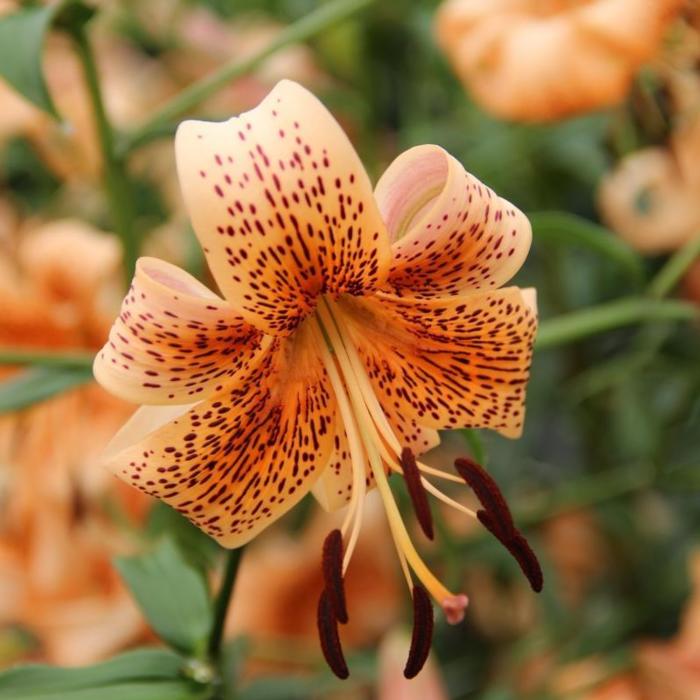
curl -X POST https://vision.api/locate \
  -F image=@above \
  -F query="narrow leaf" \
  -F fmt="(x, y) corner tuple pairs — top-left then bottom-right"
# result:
(0, 366), (93, 413)
(115, 538), (213, 654)
(0, 648), (195, 699)
(0, 4), (59, 116)
(0, 0), (94, 117)
(0, 681), (200, 700)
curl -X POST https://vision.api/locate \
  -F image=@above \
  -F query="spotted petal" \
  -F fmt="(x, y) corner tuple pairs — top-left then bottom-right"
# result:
(340, 288), (537, 439)
(175, 79), (391, 336)
(94, 257), (264, 405)
(375, 145), (531, 297)
(102, 321), (336, 547)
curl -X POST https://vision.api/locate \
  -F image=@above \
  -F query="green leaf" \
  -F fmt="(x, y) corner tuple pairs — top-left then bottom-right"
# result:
(0, 367), (93, 414)
(0, 681), (200, 700)
(0, 0), (94, 117)
(529, 211), (645, 284)
(147, 502), (221, 573)
(0, 648), (202, 699)
(115, 539), (213, 654)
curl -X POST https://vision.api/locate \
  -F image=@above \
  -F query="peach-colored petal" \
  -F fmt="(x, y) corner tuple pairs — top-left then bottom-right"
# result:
(101, 320), (337, 547)
(175, 79), (391, 336)
(375, 145), (531, 296)
(341, 287), (537, 438)
(435, 0), (684, 122)
(94, 257), (265, 405)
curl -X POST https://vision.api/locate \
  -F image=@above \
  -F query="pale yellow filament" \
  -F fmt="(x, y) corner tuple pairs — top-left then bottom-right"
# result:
(311, 322), (367, 574)
(317, 301), (455, 604)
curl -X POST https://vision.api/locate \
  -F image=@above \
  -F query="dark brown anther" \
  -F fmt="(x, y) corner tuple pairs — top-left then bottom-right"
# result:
(455, 457), (514, 534)
(404, 584), (434, 679)
(322, 529), (348, 623)
(400, 448), (434, 540)
(456, 457), (544, 594)
(317, 590), (349, 679)
(507, 532), (544, 593)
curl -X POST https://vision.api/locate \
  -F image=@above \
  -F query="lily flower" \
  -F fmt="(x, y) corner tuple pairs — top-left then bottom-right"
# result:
(94, 80), (539, 678)
(435, 0), (684, 122)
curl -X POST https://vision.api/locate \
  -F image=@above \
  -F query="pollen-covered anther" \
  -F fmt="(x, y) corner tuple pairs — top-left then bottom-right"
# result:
(404, 584), (434, 679)
(399, 447), (434, 540)
(322, 528), (348, 624)
(441, 593), (469, 625)
(455, 457), (544, 593)
(317, 590), (349, 680)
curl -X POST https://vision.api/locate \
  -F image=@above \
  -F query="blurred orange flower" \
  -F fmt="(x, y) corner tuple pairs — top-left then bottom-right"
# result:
(377, 630), (449, 700)
(0, 216), (148, 666)
(545, 550), (700, 699)
(598, 118), (700, 254)
(435, 0), (683, 122)
(226, 496), (401, 675)
(599, 9), (700, 257)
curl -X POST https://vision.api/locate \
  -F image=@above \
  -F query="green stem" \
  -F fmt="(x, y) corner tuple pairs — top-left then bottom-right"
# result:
(536, 298), (698, 350)
(208, 548), (243, 662)
(0, 348), (95, 368)
(71, 25), (138, 281)
(122, 0), (374, 153)
(648, 234), (700, 299)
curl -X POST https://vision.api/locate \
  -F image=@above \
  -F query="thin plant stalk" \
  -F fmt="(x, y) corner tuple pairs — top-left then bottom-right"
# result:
(71, 25), (139, 281)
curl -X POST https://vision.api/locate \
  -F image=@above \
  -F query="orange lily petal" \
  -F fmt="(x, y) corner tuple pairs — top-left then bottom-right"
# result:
(340, 287), (537, 439)
(93, 257), (264, 405)
(175, 79), (391, 336)
(101, 320), (336, 547)
(375, 145), (531, 297)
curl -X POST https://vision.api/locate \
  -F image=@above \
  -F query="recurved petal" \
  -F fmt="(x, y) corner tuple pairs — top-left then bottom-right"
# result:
(93, 257), (264, 405)
(101, 320), (337, 547)
(175, 79), (391, 336)
(341, 287), (537, 439)
(375, 145), (531, 297)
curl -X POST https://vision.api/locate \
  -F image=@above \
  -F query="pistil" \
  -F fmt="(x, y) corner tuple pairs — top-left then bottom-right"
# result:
(315, 301), (464, 615)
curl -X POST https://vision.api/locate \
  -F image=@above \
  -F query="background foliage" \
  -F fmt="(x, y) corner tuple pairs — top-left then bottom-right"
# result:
(0, 0), (698, 699)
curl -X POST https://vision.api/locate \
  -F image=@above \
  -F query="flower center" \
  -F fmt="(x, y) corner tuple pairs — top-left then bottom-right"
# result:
(312, 297), (469, 622)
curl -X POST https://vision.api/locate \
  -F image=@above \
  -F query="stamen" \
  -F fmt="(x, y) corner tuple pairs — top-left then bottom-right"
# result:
(400, 448), (434, 540)
(317, 590), (349, 679)
(322, 529), (348, 624)
(454, 457), (514, 538)
(455, 457), (543, 593)
(420, 476), (477, 520)
(316, 304), (465, 618)
(478, 511), (543, 593)
(404, 585), (434, 679)
(417, 461), (464, 484)
(325, 299), (402, 453)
